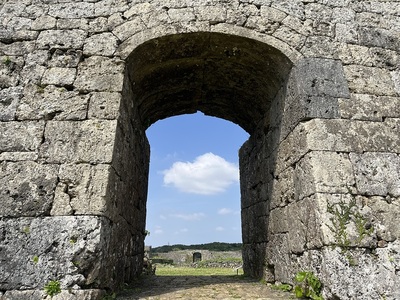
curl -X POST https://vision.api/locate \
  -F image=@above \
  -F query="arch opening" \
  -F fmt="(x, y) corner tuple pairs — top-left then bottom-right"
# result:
(112, 31), (295, 284)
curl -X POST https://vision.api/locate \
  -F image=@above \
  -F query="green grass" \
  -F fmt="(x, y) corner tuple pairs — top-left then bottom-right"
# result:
(155, 265), (244, 276)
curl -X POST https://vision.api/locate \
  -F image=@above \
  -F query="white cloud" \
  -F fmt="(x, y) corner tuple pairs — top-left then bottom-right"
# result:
(216, 226), (225, 232)
(162, 152), (239, 195)
(218, 208), (233, 215)
(170, 212), (206, 221)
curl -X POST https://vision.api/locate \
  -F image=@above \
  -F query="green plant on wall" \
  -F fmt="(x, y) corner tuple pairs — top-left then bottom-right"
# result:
(44, 280), (61, 297)
(326, 197), (373, 255)
(294, 271), (324, 300)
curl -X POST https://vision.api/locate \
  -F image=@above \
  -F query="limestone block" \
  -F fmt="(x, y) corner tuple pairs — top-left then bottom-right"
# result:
(49, 49), (83, 68)
(25, 50), (50, 67)
(51, 164), (112, 217)
(392, 70), (400, 95)
(294, 151), (355, 200)
(303, 118), (400, 153)
(271, 0), (305, 19)
(2, 289), (105, 300)
(261, 6), (287, 22)
(41, 67), (76, 87)
(0, 86), (22, 121)
(19, 64), (47, 86)
(281, 15), (312, 36)
(344, 65), (398, 96)
(0, 55), (23, 88)
(359, 26), (400, 52)
(0, 161), (59, 217)
(281, 58), (349, 137)
(74, 56), (124, 93)
(112, 17), (146, 41)
(265, 233), (291, 283)
(83, 33), (119, 57)
(320, 244), (400, 299)
(365, 196), (400, 242)
(168, 8), (196, 22)
(338, 94), (400, 121)
(195, 5), (227, 23)
(88, 92), (121, 119)
(31, 15), (57, 31)
(40, 120), (117, 164)
(7, 16), (32, 30)
(123, 3), (153, 19)
(335, 23), (358, 43)
(0, 216), (111, 290)
(0, 41), (35, 56)
(36, 30), (87, 50)
(270, 165), (295, 209)
(0, 152), (38, 161)
(94, 0), (129, 16)
(88, 17), (109, 33)
(48, 2), (95, 19)
(350, 152), (400, 197)
(268, 206), (289, 234)
(56, 18), (89, 31)
(338, 44), (400, 70)
(17, 85), (89, 121)
(272, 26), (306, 49)
(0, 121), (44, 152)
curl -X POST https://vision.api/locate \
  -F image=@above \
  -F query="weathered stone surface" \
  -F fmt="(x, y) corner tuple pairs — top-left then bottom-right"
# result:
(350, 152), (400, 197)
(339, 94), (400, 121)
(0, 216), (111, 290)
(17, 85), (89, 121)
(48, 49), (83, 68)
(294, 151), (355, 200)
(88, 92), (121, 119)
(0, 86), (22, 121)
(74, 56), (124, 93)
(41, 67), (76, 87)
(2, 289), (105, 300)
(51, 164), (112, 217)
(344, 65), (399, 96)
(0, 121), (44, 152)
(83, 33), (119, 57)
(36, 30), (87, 50)
(1, 0), (400, 298)
(40, 120), (117, 164)
(0, 161), (59, 217)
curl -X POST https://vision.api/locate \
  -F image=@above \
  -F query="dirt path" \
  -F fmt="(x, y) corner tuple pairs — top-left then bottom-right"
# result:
(117, 275), (293, 299)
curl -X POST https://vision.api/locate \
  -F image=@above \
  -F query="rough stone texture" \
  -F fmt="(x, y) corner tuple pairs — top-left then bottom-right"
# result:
(1, 0), (400, 299)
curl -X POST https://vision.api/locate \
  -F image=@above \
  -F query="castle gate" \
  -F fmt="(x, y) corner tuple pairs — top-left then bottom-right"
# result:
(1, 1), (399, 299)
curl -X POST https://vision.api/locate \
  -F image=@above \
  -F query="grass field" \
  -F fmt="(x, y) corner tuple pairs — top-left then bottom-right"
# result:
(155, 265), (244, 276)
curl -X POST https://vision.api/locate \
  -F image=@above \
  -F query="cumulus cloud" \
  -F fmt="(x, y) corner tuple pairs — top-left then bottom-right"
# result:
(162, 152), (239, 195)
(170, 212), (206, 221)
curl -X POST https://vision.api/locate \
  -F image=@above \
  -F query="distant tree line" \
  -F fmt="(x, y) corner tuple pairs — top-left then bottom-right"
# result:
(152, 242), (242, 253)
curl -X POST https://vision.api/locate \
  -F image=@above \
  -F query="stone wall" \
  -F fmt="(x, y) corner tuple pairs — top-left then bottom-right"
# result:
(0, 0), (399, 299)
(153, 250), (242, 265)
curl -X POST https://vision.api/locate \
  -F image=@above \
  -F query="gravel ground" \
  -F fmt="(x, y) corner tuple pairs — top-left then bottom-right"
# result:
(117, 275), (293, 300)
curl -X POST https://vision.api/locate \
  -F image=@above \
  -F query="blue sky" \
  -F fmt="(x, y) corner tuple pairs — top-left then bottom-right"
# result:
(145, 112), (249, 247)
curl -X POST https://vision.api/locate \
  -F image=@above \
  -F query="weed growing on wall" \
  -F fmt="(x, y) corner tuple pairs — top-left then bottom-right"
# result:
(44, 280), (61, 297)
(294, 271), (324, 300)
(326, 195), (373, 263)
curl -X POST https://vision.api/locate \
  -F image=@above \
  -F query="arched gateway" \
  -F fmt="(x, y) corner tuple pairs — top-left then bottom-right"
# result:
(1, 1), (399, 299)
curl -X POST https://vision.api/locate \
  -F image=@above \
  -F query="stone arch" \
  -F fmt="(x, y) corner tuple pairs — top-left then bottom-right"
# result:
(112, 30), (350, 284)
